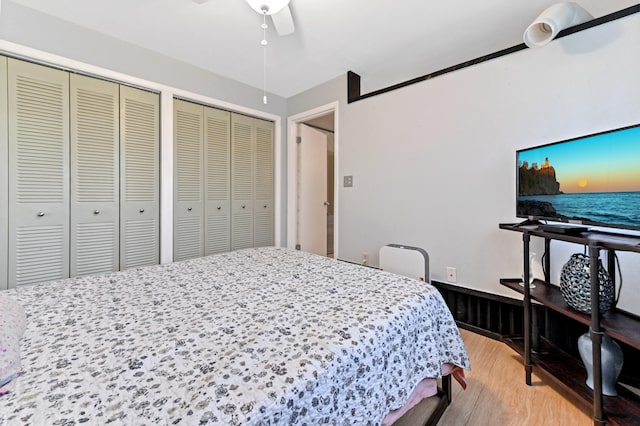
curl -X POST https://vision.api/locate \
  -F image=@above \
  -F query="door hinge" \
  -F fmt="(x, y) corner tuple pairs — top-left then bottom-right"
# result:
(296, 136), (302, 144)
(295, 244), (301, 250)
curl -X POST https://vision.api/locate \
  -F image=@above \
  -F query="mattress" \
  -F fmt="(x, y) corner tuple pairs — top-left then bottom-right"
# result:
(0, 247), (469, 425)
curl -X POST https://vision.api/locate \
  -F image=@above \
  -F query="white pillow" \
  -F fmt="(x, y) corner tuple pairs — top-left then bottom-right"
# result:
(0, 293), (27, 395)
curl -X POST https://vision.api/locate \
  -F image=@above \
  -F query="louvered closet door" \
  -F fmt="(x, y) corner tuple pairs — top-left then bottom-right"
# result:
(70, 74), (119, 277)
(174, 100), (204, 261)
(8, 59), (70, 287)
(254, 118), (275, 247)
(120, 86), (159, 269)
(204, 107), (231, 255)
(0, 57), (7, 290)
(231, 113), (255, 250)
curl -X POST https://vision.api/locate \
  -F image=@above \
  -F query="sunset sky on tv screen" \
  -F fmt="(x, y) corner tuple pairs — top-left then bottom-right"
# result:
(517, 126), (640, 194)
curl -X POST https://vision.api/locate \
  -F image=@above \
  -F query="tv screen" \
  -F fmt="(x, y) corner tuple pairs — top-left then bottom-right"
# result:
(517, 123), (640, 231)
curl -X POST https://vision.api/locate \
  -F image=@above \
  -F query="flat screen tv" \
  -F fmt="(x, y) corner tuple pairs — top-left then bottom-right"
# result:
(517, 123), (640, 231)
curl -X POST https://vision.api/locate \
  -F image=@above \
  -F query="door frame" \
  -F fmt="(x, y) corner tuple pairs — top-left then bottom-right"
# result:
(287, 102), (339, 258)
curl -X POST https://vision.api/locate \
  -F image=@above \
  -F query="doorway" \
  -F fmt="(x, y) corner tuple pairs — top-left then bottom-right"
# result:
(287, 103), (338, 258)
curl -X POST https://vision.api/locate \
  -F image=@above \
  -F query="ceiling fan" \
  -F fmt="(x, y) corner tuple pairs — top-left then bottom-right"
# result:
(193, 0), (295, 36)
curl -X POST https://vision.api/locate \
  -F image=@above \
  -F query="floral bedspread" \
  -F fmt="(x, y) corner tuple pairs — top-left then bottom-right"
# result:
(1, 247), (469, 425)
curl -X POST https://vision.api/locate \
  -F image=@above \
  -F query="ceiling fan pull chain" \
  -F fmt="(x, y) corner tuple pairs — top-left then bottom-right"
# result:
(262, 10), (268, 104)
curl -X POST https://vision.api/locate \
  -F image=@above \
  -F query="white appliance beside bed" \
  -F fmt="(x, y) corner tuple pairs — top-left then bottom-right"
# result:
(0, 247), (469, 425)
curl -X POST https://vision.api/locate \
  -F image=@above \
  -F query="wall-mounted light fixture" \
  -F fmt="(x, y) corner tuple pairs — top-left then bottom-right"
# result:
(523, 2), (593, 48)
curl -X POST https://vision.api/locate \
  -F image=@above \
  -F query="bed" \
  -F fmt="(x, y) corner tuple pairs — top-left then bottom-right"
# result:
(0, 247), (470, 425)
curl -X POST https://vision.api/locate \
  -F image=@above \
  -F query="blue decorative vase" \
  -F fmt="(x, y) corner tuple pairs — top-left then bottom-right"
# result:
(578, 330), (624, 396)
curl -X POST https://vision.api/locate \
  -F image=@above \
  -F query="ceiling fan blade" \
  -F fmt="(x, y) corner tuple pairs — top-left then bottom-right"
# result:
(271, 5), (295, 36)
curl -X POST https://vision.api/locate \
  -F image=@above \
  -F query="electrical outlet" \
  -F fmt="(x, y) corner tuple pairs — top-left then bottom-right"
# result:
(344, 175), (353, 187)
(447, 267), (457, 283)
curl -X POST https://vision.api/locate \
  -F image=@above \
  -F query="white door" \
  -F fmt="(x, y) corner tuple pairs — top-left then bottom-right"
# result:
(120, 86), (160, 269)
(298, 124), (328, 256)
(70, 74), (120, 278)
(8, 59), (70, 287)
(173, 100), (204, 261)
(0, 56), (7, 290)
(254, 118), (275, 247)
(231, 113), (255, 250)
(204, 106), (231, 255)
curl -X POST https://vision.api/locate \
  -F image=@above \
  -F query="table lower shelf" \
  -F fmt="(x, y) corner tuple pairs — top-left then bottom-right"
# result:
(503, 337), (640, 425)
(500, 278), (640, 351)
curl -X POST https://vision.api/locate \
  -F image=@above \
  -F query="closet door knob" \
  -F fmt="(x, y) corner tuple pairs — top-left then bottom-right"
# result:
(188, 207), (192, 211)
(217, 206), (222, 210)
(242, 205), (246, 209)
(94, 209), (100, 215)
(37, 211), (45, 217)
(263, 205), (267, 208)
(139, 208), (145, 213)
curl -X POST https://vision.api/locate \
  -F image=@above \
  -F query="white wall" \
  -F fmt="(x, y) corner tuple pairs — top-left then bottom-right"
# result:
(2, 2), (639, 312)
(288, 13), (640, 314)
(0, 1), (290, 252)
(0, 1), (287, 115)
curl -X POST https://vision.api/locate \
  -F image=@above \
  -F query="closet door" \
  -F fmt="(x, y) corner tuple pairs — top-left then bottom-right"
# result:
(174, 100), (204, 261)
(204, 106), (231, 255)
(0, 57), (7, 290)
(254, 118), (275, 247)
(120, 86), (160, 269)
(231, 113), (255, 250)
(70, 74), (119, 277)
(8, 59), (70, 287)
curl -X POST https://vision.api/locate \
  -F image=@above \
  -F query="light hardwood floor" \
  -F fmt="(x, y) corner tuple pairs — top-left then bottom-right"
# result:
(399, 329), (592, 426)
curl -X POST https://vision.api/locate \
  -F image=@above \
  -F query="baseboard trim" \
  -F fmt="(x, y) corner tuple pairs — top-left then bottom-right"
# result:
(431, 280), (640, 389)
(431, 280), (524, 340)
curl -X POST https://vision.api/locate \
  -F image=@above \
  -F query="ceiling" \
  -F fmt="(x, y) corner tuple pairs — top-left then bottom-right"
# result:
(9, 0), (639, 98)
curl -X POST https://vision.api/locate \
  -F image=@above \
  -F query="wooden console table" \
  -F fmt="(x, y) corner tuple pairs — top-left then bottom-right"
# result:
(499, 223), (640, 425)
